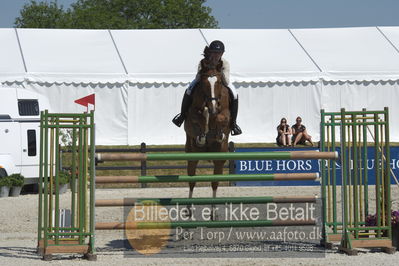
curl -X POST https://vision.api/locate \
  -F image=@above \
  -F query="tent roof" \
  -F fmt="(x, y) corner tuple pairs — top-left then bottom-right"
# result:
(0, 29), (25, 81)
(2, 27), (399, 84)
(201, 29), (320, 82)
(111, 29), (206, 83)
(292, 27), (399, 81)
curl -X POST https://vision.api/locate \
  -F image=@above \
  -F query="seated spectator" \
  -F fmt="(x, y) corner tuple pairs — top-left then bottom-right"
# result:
(276, 118), (292, 147)
(292, 116), (313, 146)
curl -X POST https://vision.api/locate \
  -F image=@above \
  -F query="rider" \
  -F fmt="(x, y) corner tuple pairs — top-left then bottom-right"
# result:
(172, 40), (242, 136)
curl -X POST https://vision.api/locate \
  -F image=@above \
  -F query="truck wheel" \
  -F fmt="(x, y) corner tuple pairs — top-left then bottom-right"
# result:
(0, 168), (7, 178)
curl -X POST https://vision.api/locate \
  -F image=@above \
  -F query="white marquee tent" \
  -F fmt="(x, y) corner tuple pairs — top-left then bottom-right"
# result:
(1, 27), (399, 145)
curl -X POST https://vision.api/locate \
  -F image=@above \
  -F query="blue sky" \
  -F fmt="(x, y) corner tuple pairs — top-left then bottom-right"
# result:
(1, 0), (399, 29)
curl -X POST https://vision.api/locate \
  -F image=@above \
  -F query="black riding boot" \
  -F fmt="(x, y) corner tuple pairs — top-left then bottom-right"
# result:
(172, 93), (192, 127)
(230, 98), (242, 135)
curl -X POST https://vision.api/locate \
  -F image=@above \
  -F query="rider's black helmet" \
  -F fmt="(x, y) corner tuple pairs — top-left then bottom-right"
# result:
(208, 40), (225, 52)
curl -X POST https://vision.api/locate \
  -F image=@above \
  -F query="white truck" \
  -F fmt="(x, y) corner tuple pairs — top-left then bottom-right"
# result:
(0, 87), (50, 185)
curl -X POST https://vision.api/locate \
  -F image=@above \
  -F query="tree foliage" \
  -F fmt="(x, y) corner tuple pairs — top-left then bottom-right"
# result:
(14, 0), (70, 28)
(14, 0), (218, 29)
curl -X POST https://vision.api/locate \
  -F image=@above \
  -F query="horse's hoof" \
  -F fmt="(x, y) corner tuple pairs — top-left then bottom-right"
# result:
(182, 206), (193, 218)
(210, 207), (218, 221)
(196, 135), (206, 147)
(216, 133), (226, 143)
(210, 212), (218, 221)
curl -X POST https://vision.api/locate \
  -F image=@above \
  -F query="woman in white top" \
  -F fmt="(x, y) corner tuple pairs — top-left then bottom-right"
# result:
(172, 40), (242, 135)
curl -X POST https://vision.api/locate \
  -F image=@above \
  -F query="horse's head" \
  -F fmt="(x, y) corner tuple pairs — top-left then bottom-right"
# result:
(198, 59), (224, 115)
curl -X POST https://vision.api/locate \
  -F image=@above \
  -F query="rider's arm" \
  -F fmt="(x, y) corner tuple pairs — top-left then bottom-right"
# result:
(221, 58), (230, 85)
(194, 61), (202, 81)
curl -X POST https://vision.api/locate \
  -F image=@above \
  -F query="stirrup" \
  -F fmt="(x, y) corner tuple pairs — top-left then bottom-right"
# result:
(172, 113), (185, 127)
(231, 123), (242, 136)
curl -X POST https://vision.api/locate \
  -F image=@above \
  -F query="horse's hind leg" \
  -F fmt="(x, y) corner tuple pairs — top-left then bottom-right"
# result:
(210, 182), (218, 221)
(184, 160), (198, 218)
(212, 160), (225, 196)
(188, 160), (199, 198)
(211, 160), (225, 220)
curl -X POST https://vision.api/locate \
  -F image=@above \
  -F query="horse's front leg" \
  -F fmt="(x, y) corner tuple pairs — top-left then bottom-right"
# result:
(215, 113), (230, 143)
(196, 107), (209, 147)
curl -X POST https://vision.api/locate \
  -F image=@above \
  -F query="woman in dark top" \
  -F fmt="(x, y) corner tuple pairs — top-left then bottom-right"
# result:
(276, 118), (292, 147)
(291, 116), (313, 146)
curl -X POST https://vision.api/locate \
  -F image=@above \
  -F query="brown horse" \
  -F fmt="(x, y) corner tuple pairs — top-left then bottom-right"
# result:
(184, 58), (231, 208)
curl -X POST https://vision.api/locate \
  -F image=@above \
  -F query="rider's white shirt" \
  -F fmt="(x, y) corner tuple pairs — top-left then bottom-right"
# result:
(186, 58), (238, 99)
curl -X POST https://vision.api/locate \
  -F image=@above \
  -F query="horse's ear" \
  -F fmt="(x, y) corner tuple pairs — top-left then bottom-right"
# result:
(203, 46), (210, 59)
(216, 60), (223, 72)
(200, 59), (207, 72)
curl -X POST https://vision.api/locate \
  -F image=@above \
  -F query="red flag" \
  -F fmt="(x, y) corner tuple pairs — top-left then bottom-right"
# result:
(75, 94), (95, 107)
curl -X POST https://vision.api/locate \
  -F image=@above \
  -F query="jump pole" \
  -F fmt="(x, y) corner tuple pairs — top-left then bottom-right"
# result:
(95, 173), (319, 184)
(96, 151), (338, 162)
(95, 196), (318, 207)
(96, 219), (317, 230)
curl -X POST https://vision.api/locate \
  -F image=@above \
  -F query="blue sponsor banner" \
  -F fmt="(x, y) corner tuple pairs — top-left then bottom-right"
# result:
(235, 147), (399, 186)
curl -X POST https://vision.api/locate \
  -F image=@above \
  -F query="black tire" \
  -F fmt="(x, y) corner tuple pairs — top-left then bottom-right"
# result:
(0, 168), (7, 178)
(21, 184), (38, 194)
